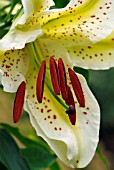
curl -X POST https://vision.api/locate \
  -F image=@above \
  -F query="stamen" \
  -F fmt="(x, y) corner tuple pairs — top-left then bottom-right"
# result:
(68, 68), (85, 107)
(50, 57), (60, 95)
(36, 60), (46, 103)
(65, 86), (76, 125)
(58, 58), (68, 100)
(13, 81), (26, 123)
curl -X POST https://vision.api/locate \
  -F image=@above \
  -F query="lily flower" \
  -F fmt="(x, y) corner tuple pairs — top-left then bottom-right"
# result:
(0, 0), (102, 168)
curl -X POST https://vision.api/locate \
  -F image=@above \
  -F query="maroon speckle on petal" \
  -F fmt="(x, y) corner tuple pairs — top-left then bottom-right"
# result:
(86, 121), (89, 124)
(48, 116), (50, 119)
(53, 115), (57, 119)
(47, 109), (51, 113)
(41, 109), (43, 113)
(54, 127), (57, 130)
(83, 112), (88, 115)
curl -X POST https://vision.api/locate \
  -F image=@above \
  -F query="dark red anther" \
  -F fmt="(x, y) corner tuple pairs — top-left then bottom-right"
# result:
(36, 60), (46, 103)
(58, 58), (68, 100)
(65, 86), (76, 125)
(68, 68), (85, 107)
(50, 57), (60, 95)
(13, 81), (26, 123)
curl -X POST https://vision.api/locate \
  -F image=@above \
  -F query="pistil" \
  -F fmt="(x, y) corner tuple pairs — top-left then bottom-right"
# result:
(66, 105), (75, 115)
(65, 86), (76, 125)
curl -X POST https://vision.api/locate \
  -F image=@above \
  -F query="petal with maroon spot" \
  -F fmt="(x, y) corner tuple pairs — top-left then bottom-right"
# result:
(21, 0), (54, 16)
(1, 0), (113, 56)
(24, 67), (100, 168)
(0, 23), (43, 50)
(66, 31), (114, 69)
(0, 48), (29, 92)
(0, 0), (55, 50)
(9, 0), (54, 29)
(34, 38), (72, 67)
(42, 0), (114, 45)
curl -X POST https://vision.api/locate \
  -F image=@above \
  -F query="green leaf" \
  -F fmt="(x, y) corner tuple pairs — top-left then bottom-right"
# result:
(0, 123), (49, 151)
(11, 0), (21, 8)
(20, 146), (56, 170)
(50, 161), (61, 170)
(0, 125), (57, 170)
(53, 0), (70, 8)
(96, 145), (109, 170)
(0, 4), (10, 13)
(0, 129), (30, 170)
(4, 0), (22, 24)
(0, 29), (7, 39)
(0, 162), (7, 170)
(73, 66), (90, 84)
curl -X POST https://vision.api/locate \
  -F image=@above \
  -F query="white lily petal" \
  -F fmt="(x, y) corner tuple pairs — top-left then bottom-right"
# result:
(22, 0), (55, 16)
(32, 0), (92, 26)
(0, 48), (29, 92)
(0, 0), (54, 50)
(42, 0), (114, 44)
(0, 25), (43, 50)
(24, 64), (100, 168)
(11, 0), (55, 28)
(24, 102), (71, 167)
(34, 38), (72, 66)
(67, 31), (114, 69)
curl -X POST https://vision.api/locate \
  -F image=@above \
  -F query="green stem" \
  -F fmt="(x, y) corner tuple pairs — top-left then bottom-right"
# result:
(96, 145), (109, 170)
(5, 6), (14, 22)
(46, 81), (69, 110)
